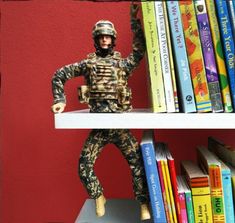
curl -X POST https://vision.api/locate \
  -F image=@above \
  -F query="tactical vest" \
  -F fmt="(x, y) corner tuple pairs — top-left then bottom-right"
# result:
(78, 51), (132, 107)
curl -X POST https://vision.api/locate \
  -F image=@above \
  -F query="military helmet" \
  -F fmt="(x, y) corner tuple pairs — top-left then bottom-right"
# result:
(92, 20), (117, 39)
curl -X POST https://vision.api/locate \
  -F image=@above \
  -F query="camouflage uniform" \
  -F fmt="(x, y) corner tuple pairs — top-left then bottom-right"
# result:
(52, 18), (148, 204)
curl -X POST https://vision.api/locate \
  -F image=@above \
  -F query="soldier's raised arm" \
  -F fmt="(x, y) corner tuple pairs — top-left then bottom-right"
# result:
(51, 60), (87, 113)
(120, 3), (146, 76)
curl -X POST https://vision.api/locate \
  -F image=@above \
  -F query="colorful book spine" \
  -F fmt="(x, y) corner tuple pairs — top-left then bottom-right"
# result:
(181, 161), (213, 223)
(194, 0), (223, 113)
(154, 1), (175, 113)
(220, 161), (235, 223)
(141, 2), (166, 113)
(197, 146), (225, 223)
(166, 1), (196, 113)
(205, 0), (233, 113)
(184, 184), (195, 223)
(163, 1), (179, 113)
(215, 0), (235, 108)
(227, 0), (235, 40)
(179, 0), (212, 113)
(140, 131), (167, 223)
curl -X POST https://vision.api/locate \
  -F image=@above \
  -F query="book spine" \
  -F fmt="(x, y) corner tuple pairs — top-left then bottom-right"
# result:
(168, 159), (182, 223)
(141, 142), (167, 223)
(178, 192), (188, 223)
(141, 2), (167, 113)
(194, 0), (223, 113)
(166, 1), (196, 113)
(191, 187), (213, 223)
(208, 165), (225, 222)
(157, 159), (171, 222)
(221, 169), (235, 223)
(179, 0), (212, 113)
(185, 191), (195, 223)
(215, 0), (235, 109)
(154, 1), (175, 113)
(163, 1), (179, 112)
(205, 0), (233, 112)
(164, 159), (178, 223)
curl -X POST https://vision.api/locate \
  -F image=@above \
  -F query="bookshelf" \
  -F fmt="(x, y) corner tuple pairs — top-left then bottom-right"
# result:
(54, 109), (235, 129)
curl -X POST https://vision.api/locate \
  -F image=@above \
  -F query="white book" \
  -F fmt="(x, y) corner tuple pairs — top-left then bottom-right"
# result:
(154, 1), (175, 113)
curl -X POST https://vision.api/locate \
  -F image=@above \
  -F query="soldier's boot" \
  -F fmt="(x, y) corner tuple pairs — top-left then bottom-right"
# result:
(140, 203), (151, 220)
(95, 194), (106, 217)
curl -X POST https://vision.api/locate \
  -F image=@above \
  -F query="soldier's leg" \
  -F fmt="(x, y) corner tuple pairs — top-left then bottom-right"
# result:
(112, 129), (149, 203)
(78, 129), (108, 199)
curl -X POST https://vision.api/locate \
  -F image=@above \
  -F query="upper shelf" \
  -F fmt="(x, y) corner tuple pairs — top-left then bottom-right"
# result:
(54, 109), (235, 129)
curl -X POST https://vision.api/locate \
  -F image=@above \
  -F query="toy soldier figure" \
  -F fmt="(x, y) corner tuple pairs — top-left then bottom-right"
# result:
(51, 4), (150, 220)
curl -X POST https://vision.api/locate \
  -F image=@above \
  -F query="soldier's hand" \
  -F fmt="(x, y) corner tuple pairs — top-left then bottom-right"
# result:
(51, 102), (66, 113)
(130, 3), (139, 19)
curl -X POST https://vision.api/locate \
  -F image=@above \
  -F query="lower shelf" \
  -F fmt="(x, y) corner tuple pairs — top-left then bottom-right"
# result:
(75, 199), (153, 223)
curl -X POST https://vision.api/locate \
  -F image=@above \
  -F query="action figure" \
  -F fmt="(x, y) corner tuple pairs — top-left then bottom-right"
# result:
(51, 4), (150, 220)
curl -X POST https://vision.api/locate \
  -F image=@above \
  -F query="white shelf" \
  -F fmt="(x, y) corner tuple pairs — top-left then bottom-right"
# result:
(54, 109), (235, 129)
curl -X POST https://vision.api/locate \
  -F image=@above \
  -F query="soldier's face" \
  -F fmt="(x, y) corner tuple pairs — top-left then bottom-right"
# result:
(98, 35), (112, 49)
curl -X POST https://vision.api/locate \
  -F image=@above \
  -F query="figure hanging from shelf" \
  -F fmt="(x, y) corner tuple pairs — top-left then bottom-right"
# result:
(51, 3), (150, 221)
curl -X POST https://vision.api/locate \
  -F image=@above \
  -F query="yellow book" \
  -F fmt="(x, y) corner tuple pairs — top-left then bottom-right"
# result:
(205, 0), (233, 113)
(179, 0), (212, 112)
(164, 159), (178, 223)
(181, 160), (213, 223)
(197, 146), (225, 222)
(141, 1), (166, 112)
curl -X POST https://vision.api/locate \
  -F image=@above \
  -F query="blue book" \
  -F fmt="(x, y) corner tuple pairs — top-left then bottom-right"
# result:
(215, 0), (235, 107)
(220, 160), (235, 223)
(166, 1), (196, 113)
(140, 130), (167, 223)
(227, 0), (235, 39)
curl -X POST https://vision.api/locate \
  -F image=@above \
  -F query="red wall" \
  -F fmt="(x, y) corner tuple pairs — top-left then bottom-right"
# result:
(1, 1), (234, 223)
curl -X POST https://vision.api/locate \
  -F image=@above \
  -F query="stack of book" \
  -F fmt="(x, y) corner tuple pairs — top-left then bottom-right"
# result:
(141, 130), (235, 223)
(142, 0), (235, 113)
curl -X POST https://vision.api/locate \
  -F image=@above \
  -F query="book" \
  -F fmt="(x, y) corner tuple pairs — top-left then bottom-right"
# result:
(227, 0), (235, 41)
(220, 160), (235, 223)
(140, 130), (167, 223)
(177, 176), (189, 223)
(179, 0), (212, 113)
(205, 0), (233, 113)
(162, 1), (179, 113)
(141, 2), (167, 113)
(197, 146), (225, 222)
(177, 175), (195, 223)
(163, 142), (182, 223)
(166, 1), (196, 113)
(215, 0), (235, 108)
(181, 160), (213, 223)
(208, 136), (235, 168)
(154, 1), (175, 113)
(194, 0), (223, 113)
(155, 143), (178, 223)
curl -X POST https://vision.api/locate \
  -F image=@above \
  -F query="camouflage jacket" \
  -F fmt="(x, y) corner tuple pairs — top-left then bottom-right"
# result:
(51, 18), (145, 113)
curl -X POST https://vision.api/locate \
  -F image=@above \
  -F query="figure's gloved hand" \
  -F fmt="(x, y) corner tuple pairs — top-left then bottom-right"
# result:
(51, 102), (66, 113)
(130, 3), (139, 19)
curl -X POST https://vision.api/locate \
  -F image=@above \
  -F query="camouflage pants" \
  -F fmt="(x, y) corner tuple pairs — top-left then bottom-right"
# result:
(78, 129), (149, 204)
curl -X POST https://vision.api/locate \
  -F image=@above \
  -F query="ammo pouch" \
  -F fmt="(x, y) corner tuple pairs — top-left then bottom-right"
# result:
(78, 85), (90, 104)
(117, 86), (132, 105)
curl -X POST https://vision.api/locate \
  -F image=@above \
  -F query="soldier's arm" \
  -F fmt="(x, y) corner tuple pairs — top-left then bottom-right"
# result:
(121, 4), (146, 76)
(51, 60), (87, 113)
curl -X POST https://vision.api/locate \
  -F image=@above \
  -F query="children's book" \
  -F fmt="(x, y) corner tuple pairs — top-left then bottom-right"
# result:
(177, 175), (195, 223)
(215, 0), (235, 108)
(181, 160), (213, 223)
(197, 146), (225, 222)
(140, 130), (167, 223)
(179, 0), (212, 113)
(141, 2), (166, 113)
(194, 0), (223, 113)
(166, 1), (196, 113)
(154, 1), (175, 113)
(205, 0), (233, 112)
